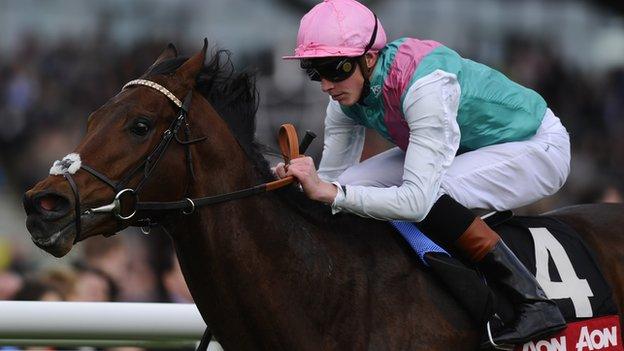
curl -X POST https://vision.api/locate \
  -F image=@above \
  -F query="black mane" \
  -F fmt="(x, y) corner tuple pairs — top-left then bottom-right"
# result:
(147, 49), (347, 225)
(147, 51), (259, 150)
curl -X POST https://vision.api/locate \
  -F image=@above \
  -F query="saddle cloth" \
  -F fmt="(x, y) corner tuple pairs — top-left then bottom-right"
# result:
(391, 214), (618, 321)
(499, 216), (617, 321)
(391, 214), (621, 350)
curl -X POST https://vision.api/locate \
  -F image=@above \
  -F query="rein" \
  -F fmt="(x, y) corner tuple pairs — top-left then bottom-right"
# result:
(134, 122), (300, 212)
(63, 78), (306, 242)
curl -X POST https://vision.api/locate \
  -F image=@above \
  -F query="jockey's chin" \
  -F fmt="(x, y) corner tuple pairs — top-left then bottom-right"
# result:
(334, 92), (359, 106)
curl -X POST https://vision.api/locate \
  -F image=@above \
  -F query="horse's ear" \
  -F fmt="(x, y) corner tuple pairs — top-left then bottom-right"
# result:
(176, 38), (207, 84)
(149, 43), (178, 69)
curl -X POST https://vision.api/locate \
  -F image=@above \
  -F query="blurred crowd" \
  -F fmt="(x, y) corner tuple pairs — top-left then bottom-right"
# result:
(503, 37), (624, 208)
(0, 228), (193, 349)
(0, 18), (623, 349)
(0, 33), (209, 350)
(0, 228), (192, 304)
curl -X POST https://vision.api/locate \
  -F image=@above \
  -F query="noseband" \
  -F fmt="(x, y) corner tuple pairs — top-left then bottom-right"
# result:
(61, 78), (304, 243)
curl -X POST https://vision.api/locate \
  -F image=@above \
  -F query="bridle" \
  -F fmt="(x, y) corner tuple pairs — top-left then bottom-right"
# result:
(62, 78), (306, 243)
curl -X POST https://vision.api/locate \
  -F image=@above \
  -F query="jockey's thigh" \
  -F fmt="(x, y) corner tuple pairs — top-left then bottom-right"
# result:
(439, 108), (570, 210)
(337, 147), (405, 187)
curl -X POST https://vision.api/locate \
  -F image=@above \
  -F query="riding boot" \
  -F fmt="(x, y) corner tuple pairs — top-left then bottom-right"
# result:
(455, 217), (567, 347)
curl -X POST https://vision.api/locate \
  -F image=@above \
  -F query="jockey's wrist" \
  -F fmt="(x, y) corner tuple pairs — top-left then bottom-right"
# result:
(329, 181), (346, 214)
(314, 181), (339, 204)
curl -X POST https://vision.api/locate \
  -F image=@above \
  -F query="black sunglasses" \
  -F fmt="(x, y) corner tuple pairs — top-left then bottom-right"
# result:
(300, 57), (359, 82)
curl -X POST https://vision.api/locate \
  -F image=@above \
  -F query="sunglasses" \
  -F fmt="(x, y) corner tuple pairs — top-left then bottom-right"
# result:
(300, 57), (359, 82)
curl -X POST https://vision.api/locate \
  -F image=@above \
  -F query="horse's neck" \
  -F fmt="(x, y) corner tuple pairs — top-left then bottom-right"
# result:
(166, 158), (479, 349)
(167, 149), (336, 347)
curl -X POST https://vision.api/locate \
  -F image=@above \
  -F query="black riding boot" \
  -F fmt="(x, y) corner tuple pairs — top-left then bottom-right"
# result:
(419, 195), (566, 347)
(476, 239), (566, 347)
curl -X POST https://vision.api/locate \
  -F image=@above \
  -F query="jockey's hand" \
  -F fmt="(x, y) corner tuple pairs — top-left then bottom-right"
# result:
(273, 162), (288, 179)
(274, 157), (338, 203)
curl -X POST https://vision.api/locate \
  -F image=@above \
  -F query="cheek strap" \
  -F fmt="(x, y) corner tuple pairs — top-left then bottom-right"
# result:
(357, 56), (374, 105)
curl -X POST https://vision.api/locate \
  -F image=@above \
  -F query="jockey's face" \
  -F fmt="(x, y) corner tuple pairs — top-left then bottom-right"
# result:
(320, 64), (365, 106)
(318, 53), (377, 107)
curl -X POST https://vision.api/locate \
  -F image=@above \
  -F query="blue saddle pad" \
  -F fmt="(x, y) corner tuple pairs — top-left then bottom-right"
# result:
(390, 221), (449, 266)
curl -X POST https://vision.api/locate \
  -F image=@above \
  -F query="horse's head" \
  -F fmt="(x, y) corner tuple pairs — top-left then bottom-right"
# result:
(23, 40), (248, 257)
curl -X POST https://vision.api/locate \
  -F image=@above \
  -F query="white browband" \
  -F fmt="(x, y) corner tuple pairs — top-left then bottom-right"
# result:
(122, 79), (182, 108)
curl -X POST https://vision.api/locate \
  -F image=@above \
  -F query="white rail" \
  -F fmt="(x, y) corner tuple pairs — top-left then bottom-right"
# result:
(0, 301), (212, 348)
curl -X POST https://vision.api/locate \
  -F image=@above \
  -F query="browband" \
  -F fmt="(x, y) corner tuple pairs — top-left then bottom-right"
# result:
(122, 79), (182, 108)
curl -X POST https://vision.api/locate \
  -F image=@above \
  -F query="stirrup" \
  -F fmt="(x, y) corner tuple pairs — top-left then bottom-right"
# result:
(486, 320), (514, 350)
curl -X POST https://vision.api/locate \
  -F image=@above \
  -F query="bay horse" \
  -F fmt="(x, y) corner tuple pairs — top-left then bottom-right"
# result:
(23, 41), (624, 350)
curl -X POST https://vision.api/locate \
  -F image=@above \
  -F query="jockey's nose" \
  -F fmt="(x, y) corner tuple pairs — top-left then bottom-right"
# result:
(320, 78), (334, 93)
(23, 190), (71, 220)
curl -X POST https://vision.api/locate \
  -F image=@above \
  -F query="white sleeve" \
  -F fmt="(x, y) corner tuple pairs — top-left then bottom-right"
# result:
(317, 99), (366, 182)
(331, 70), (461, 222)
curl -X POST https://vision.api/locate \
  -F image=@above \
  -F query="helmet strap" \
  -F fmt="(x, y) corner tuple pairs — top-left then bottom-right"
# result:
(358, 78), (371, 106)
(357, 55), (374, 105)
(357, 12), (379, 106)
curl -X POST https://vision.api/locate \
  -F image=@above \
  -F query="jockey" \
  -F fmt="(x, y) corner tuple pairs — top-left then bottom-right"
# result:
(277, 0), (569, 346)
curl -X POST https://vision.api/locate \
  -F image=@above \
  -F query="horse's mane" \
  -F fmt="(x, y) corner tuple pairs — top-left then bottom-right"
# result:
(146, 50), (355, 227)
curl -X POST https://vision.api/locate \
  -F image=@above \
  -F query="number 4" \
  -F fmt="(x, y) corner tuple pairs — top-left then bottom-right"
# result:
(529, 227), (594, 318)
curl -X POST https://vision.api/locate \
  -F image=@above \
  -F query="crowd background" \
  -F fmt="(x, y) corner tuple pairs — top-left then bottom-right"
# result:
(0, 0), (623, 348)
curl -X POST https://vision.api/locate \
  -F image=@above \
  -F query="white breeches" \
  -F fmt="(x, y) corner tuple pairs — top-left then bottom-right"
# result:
(336, 109), (571, 211)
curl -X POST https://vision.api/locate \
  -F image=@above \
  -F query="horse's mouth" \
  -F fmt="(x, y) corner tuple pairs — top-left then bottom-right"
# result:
(26, 211), (108, 258)
(26, 217), (74, 257)
(31, 224), (67, 247)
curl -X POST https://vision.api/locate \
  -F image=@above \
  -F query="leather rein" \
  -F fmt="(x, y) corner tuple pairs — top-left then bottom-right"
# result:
(62, 78), (304, 243)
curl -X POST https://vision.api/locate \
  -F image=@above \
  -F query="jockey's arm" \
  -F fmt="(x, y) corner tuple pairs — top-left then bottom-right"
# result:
(275, 99), (365, 201)
(317, 99), (366, 182)
(331, 70), (461, 222)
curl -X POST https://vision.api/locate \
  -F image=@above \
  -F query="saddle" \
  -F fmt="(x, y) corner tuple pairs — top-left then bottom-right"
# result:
(392, 212), (621, 350)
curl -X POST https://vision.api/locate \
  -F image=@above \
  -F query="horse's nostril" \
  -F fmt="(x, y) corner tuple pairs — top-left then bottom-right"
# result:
(31, 192), (71, 218)
(38, 195), (59, 212)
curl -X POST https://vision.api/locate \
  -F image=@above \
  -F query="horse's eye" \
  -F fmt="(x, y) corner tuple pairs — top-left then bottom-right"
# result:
(131, 120), (151, 136)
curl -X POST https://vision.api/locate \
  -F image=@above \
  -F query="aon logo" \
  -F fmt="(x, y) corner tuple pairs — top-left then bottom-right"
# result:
(520, 323), (620, 351)
(576, 326), (619, 351)
(522, 326), (621, 351)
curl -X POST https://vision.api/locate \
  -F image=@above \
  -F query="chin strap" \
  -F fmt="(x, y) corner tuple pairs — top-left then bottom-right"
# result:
(356, 12), (379, 105)
(357, 56), (373, 105)
(358, 78), (371, 105)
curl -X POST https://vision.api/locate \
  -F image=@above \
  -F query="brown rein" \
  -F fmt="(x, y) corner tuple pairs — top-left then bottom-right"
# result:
(133, 123), (305, 213)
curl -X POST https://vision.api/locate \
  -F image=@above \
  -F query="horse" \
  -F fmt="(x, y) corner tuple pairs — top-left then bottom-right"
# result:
(23, 41), (624, 350)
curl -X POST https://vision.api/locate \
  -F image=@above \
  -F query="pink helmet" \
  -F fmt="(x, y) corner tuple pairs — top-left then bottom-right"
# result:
(283, 0), (387, 60)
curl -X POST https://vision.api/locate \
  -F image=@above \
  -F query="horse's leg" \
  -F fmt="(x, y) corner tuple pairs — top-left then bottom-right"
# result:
(547, 204), (624, 328)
